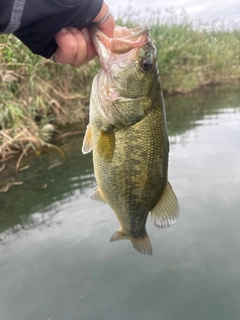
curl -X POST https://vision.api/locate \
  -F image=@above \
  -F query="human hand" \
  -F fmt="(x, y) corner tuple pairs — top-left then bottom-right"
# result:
(53, 2), (115, 67)
(53, 27), (96, 67)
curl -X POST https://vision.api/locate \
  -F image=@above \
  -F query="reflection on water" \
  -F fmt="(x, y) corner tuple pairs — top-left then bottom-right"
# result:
(0, 83), (240, 320)
(0, 141), (95, 248)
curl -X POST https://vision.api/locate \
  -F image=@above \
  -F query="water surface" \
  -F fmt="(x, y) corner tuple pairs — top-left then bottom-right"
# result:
(0, 83), (240, 320)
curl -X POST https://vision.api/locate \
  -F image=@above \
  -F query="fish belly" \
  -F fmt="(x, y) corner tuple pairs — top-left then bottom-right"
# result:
(93, 106), (168, 236)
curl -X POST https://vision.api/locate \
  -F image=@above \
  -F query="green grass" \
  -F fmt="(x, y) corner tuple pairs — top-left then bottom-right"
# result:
(0, 10), (240, 163)
(117, 6), (240, 93)
(152, 24), (240, 93)
(0, 34), (99, 162)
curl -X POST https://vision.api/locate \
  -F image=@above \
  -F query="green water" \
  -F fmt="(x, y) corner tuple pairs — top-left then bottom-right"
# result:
(0, 84), (240, 320)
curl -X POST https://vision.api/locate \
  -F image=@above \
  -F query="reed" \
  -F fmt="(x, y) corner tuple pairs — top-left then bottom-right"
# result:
(0, 9), (240, 163)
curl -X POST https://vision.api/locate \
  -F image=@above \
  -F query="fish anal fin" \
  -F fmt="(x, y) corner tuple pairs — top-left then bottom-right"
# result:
(82, 124), (92, 154)
(90, 186), (106, 203)
(97, 127), (115, 162)
(151, 180), (179, 229)
(110, 229), (152, 255)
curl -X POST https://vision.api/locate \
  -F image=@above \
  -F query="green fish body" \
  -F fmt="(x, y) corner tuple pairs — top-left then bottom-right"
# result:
(82, 24), (179, 255)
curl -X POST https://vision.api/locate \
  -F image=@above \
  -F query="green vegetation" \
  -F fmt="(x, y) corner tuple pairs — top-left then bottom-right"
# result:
(151, 23), (240, 94)
(118, 7), (240, 93)
(0, 11), (240, 164)
(0, 35), (99, 164)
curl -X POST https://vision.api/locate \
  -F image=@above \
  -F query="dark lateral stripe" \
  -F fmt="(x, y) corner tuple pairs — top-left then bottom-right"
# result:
(4, 0), (26, 33)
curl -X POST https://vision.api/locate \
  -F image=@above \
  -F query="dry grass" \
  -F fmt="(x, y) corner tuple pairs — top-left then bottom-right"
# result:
(0, 34), (99, 162)
(0, 10), (240, 164)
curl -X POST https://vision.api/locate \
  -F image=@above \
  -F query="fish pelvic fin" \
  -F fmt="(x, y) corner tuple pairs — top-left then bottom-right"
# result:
(110, 229), (152, 255)
(90, 186), (106, 203)
(82, 124), (92, 154)
(151, 180), (180, 229)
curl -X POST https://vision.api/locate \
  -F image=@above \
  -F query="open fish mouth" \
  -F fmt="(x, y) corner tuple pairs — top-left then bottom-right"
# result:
(90, 23), (150, 56)
(112, 24), (150, 40)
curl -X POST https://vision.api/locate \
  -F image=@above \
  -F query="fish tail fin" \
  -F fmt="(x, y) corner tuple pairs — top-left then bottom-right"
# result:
(131, 232), (152, 255)
(110, 229), (152, 255)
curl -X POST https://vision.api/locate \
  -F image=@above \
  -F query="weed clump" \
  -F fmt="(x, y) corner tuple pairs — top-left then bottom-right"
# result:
(0, 9), (240, 162)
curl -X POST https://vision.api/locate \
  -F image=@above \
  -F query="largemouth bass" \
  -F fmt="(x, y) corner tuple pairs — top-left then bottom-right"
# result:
(82, 24), (179, 255)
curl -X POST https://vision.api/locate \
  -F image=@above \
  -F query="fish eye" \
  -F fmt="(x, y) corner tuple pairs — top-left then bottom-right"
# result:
(140, 56), (153, 72)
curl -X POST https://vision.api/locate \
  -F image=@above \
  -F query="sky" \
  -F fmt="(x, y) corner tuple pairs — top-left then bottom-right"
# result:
(107, 0), (240, 27)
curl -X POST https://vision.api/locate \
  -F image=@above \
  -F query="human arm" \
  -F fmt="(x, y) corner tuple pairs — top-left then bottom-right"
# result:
(0, 0), (114, 65)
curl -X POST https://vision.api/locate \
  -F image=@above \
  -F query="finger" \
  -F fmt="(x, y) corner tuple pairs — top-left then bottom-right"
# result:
(55, 27), (96, 67)
(93, 1), (115, 38)
(97, 14), (115, 37)
(54, 27), (78, 64)
(81, 28), (96, 63)
(66, 27), (88, 67)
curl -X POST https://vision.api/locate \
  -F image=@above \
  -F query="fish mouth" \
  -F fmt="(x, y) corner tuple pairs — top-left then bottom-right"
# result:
(90, 24), (150, 57)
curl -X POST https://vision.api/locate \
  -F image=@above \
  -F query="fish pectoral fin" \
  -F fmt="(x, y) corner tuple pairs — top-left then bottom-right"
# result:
(110, 229), (152, 255)
(90, 186), (106, 203)
(151, 180), (180, 229)
(97, 126), (115, 162)
(82, 124), (92, 154)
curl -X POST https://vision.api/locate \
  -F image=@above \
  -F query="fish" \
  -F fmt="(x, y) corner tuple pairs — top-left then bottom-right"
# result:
(82, 23), (179, 255)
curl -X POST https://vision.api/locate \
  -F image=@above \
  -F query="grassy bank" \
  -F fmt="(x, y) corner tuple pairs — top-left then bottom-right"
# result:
(0, 36), (99, 164)
(0, 13), (240, 164)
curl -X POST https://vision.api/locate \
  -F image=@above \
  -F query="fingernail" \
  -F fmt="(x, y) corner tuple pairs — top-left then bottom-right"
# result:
(81, 28), (91, 43)
(68, 27), (78, 34)
(60, 28), (68, 34)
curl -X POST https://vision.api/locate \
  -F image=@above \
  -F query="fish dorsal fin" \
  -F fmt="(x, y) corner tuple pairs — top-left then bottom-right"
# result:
(151, 181), (179, 229)
(82, 124), (92, 154)
(90, 186), (106, 203)
(110, 229), (152, 255)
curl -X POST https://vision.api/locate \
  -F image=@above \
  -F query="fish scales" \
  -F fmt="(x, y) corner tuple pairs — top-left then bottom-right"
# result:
(99, 110), (167, 233)
(82, 24), (179, 255)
